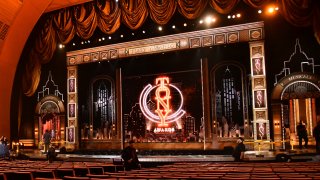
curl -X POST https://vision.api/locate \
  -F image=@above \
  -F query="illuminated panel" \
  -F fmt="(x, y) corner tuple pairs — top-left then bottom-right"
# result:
(139, 76), (186, 127)
(155, 77), (172, 127)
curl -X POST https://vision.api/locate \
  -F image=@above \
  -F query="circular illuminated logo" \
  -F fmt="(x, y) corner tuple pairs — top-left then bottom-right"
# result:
(139, 77), (186, 127)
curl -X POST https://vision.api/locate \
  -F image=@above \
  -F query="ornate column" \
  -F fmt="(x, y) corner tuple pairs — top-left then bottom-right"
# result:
(67, 66), (78, 149)
(249, 41), (270, 149)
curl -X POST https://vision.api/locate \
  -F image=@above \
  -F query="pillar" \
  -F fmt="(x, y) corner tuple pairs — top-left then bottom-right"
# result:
(67, 66), (78, 149)
(249, 41), (270, 150)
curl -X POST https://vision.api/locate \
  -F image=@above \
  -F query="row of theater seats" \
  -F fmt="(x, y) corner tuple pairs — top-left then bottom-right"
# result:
(1, 160), (320, 179)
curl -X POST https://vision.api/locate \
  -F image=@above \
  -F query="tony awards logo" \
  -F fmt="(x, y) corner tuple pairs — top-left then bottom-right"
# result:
(139, 76), (185, 127)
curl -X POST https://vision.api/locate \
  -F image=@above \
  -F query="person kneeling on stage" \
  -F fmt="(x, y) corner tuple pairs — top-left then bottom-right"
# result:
(232, 137), (246, 162)
(121, 140), (140, 171)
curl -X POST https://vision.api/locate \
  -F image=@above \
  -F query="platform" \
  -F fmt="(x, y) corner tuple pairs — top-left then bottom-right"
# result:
(15, 148), (318, 163)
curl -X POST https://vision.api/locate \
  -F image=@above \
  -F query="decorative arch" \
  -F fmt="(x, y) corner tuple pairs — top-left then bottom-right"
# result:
(272, 72), (320, 100)
(34, 95), (65, 148)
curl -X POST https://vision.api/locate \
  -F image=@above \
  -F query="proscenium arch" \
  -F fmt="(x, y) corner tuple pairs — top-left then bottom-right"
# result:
(272, 72), (320, 100)
(210, 61), (249, 136)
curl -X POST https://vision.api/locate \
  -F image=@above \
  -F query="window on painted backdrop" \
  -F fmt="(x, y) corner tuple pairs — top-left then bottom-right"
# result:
(93, 78), (115, 140)
(211, 63), (251, 139)
(80, 77), (115, 140)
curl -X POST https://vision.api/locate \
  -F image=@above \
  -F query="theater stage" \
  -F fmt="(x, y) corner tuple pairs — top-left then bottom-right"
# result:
(17, 149), (316, 163)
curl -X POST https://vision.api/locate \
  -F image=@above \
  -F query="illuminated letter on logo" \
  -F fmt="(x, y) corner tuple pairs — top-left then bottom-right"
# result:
(139, 76), (185, 127)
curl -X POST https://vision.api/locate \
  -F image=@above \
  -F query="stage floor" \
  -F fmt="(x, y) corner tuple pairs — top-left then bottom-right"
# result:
(17, 148), (317, 163)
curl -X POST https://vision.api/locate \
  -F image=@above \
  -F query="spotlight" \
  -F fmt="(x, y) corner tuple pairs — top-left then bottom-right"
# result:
(108, 36), (111, 40)
(158, 26), (162, 31)
(199, 20), (203, 24)
(81, 41), (84, 44)
(183, 23), (187, 27)
(205, 16), (212, 24)
(232, 15), (235, 18)
(120, 34), (124, 38)
(102, 37), (105, 40)
(59, 44), (63, 49)
(258, 10), (262, 14)
(72, 43), (75, 46)
(98, 38), (101, 42)
(236, 13), (241, 18)
(142, 30), (145, 34)
(275, 7), (279, 11)
(268, 7), (274, 13)
(228, 15), (231, 19)
(172, 25), (175, 29)
(88, 40), (90, 43)
(132, 32), (135, 36)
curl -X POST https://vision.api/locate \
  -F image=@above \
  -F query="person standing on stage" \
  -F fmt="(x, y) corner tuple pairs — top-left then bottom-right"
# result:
(232, 137), (246, 161)
(43, 130), (52, 153)
(313, 121), (320, 154)
(297, 121), (308, 149)
(121, 140), (140, 170)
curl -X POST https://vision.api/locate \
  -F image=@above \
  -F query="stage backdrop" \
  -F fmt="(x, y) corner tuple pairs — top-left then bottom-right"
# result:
(123, 70), (203, 143)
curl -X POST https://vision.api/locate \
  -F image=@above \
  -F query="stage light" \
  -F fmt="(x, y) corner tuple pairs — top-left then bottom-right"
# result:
(228, 15), (231, 19)
(102, 37), (105, 40)
(183, 23), (187, 27)
(172, 25), (175, 29)
(142, 30), (145, 34)
(158, 26), (163, 31)
(108, 36), (111, 39)
(275, 7), (279, 11)
(59, 44), (63, 49)
(258, 10), (262, 14)
(132, 32), (135, 36)
(268, 7), (275, 14)
(120, 34), (123, 38)
(205, 16), (212, 24)
(232, 15), (235, 18)
(72, 43), (75, 46)
(88, 40), (90, 43)
(98, 38), (101, 42)
(236, 13), (241, 18)
(199, 20), (203, 24)
(81, 41), (84, 44)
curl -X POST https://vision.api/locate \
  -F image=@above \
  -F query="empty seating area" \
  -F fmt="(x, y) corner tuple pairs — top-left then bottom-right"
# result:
(0, 160), (320, 179)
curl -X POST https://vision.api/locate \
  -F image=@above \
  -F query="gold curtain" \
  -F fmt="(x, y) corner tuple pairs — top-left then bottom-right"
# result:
(23, 18), (57, 96)
(96, 0), (121, 34)
(120, 0), (148, 30)
(209, 0), (240, 14)
(147, 0), (177, 25)
(53, 9), (75, 44)
(74, 4), (97, 40)
(243, 0), (272, 8)
(177, 0), (208, 19)
(23, 0), (320, 96)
